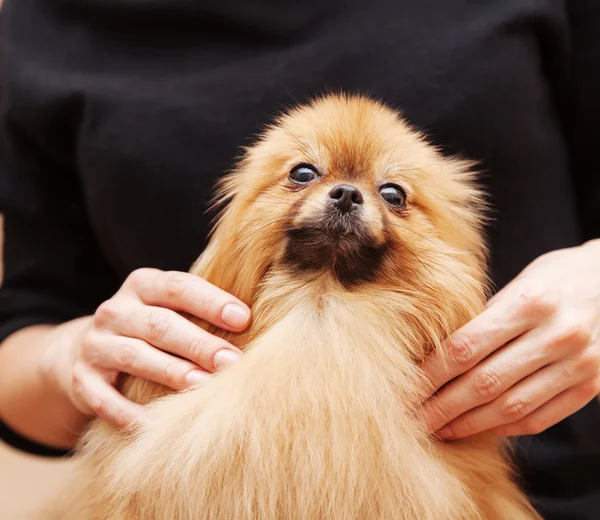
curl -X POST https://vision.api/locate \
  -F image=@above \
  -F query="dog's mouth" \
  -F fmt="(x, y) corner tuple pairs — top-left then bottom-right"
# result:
(321, 206), (366, 237)
(283, 207), (388, 287)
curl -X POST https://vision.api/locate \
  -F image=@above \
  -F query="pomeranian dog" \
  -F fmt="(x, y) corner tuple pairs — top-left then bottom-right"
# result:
(48, 95), (540, 520)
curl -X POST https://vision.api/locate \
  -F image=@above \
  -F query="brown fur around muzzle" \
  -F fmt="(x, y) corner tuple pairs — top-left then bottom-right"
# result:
(43, 95), (541, 520)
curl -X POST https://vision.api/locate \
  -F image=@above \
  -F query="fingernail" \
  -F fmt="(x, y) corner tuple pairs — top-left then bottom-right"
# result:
(221, 303), (250, 329)
(436, 427), (455, 440)
(185, 370), (210, 386)
(213, 349), (240, 370)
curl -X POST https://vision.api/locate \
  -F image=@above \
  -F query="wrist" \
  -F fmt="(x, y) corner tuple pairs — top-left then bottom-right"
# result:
(39, 317), (91, 397)
(0, 317), (93, 449)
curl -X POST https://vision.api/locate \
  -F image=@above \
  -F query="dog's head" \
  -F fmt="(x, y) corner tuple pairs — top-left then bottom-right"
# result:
(195, 95), (488, 352)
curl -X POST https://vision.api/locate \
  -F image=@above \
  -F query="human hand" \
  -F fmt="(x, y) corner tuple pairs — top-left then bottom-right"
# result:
(45, 269), (249, 429)
(421, 239), (600, 439)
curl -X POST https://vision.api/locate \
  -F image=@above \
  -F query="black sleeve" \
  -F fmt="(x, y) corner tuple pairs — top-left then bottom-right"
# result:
(566, 1), (600, 241)
(0, 0), (120, 451)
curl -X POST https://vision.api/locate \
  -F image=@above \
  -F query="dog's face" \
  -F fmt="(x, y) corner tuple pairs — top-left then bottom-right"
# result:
(212, 95), (487, 303)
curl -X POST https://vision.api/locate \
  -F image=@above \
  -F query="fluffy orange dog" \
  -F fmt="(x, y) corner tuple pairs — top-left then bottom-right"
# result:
(48, 95), (540, 520)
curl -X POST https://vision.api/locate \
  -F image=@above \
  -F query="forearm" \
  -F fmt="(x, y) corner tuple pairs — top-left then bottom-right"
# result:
(0, 318), (92, 449)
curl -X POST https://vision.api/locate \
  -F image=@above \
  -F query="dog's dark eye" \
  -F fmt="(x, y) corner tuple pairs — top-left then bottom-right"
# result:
(379, 184), (407, 207)
(289, 164), (319, 185)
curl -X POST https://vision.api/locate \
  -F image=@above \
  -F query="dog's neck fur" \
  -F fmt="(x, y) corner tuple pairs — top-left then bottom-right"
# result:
(196, 241), (482, 377)
(188, 259), (483, 433)
(115, 209), (527, 520)
(83, 252), (537, 520)
(117, 264), (492, 520)
(77, 218), (540, 520)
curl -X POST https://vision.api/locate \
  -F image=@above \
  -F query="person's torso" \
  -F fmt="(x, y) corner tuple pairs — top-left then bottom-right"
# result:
(7, 0), (581, 285)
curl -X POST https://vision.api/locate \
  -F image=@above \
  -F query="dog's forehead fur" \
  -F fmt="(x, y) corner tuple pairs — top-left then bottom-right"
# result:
(232, 95), (476, 218)
(275, 95), (433, 185)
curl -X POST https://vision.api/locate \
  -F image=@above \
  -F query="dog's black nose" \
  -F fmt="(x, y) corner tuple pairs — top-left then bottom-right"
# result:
(329, 185), (364, 213)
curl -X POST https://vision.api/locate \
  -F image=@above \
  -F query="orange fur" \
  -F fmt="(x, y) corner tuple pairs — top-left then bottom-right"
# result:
(45, 95), (540, 519)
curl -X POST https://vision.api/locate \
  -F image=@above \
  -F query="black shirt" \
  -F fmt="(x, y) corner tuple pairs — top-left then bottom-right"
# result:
(1, 1), (599, 518)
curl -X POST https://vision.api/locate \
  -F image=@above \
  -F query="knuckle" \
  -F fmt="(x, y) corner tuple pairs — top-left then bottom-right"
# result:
(111, 410), (130, 429)
(574, 381), (599, 402)
(165, 272), (191, 301)
(80, 332), (104, 364)
(194, 292), (218, 318)
(499, 397), (529, 422)
(427, 400), (453, 426)
(90, 397), (108, 417)
(94, 300), (120, 328)
(470, 369), (503, 400)
(554, 319), (592, 350)
(126, 268), (156, 291)
(71, 363), (86, 389)
(572, 351), (600, 376)
(105, 401), (130, 427)
(187, 335), (210, 362)
(560, 353), (598, 380)
(80, 331), (97, 355)
(522, 416), (549, 435)
(560, 362), (578, 380)
(454, 414), (476, 437)
(88, 399), (108, 416)
(115, 342), (140, 370)
(447, 334), (478, 368)
(146, 311), (171, 343)
(163, 361), (185, 388)
(514, 287), (554, 321)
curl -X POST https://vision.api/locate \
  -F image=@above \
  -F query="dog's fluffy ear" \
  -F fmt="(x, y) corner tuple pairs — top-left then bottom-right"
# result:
(189, 165), (272, 307)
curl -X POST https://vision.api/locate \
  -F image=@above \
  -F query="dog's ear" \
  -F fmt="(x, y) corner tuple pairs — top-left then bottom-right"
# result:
(189, 169), (274, 310)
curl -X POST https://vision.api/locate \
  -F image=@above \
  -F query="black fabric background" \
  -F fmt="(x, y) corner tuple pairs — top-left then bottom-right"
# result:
(0, 1), (599, 517)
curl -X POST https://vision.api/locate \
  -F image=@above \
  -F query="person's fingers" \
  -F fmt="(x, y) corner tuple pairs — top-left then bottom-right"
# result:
(420, 288), (553, 396)
(422, 327), (557, 432)
(94, 303), (240, 371)
(489, 376), (600, 437)
(83, 334), (211, 390)
(71, 362), (146, 430)
(434, 356), (594, 439)
(123, 269), (250, 331)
